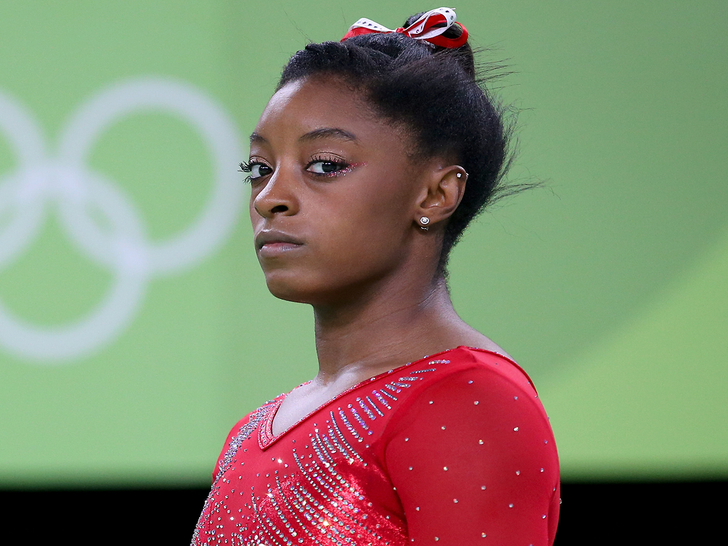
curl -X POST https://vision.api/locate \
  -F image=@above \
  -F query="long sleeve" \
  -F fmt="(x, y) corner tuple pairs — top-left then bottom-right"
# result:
(384, 365), (560, 545)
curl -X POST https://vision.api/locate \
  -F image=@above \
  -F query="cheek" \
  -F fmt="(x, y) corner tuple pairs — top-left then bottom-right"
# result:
(339, 168), (417, 225)
(312, 196), (413, 272)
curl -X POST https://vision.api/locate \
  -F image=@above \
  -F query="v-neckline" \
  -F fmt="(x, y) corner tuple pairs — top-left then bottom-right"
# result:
(258, 346), (469, 450)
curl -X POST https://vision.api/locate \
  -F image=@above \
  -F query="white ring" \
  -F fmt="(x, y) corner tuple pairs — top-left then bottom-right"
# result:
(0, 91), (47, 268)
(0, 78), (243, 363)
(0, 168), (148, 362)
(58, 77), (244, 275)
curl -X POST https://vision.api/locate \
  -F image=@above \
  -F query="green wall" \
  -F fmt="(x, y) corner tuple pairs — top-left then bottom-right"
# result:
(0, 1), (726, 486)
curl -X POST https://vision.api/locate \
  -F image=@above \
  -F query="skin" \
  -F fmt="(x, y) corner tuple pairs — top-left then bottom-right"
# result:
(247, 75), (509, 435)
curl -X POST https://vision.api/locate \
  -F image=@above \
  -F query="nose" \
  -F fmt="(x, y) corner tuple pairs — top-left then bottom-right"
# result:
(252, 166), (299, 218)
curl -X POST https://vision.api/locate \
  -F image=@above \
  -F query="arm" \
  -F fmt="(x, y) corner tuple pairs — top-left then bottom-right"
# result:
(384, 367), (560, 545)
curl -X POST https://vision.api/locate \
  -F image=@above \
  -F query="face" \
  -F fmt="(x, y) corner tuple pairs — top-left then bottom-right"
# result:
(246, 77), (434, 305)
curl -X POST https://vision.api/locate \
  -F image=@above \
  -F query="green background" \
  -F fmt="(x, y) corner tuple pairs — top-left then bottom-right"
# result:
(0, 0), (726, 487)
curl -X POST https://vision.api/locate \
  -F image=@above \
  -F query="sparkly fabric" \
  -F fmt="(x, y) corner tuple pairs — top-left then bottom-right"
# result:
(192, 347), (560, 545)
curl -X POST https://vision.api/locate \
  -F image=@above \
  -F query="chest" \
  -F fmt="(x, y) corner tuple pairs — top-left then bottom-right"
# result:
(198, 405), (407, 546)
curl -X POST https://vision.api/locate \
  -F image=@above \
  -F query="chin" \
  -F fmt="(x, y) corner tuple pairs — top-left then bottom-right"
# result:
(266, 285), (309, 304)
(263, 273), (366, 308)
(263, 272), (317, 304)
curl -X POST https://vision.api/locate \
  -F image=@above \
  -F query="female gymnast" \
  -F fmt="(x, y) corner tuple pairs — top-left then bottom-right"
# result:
(193, 7), (560, 545)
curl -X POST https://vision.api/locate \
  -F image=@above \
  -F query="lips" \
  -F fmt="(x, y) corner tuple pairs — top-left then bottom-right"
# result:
(255, 230), (304, 256)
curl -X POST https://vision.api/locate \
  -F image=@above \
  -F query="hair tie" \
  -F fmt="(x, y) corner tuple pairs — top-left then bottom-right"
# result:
(341, 7), (468, 49)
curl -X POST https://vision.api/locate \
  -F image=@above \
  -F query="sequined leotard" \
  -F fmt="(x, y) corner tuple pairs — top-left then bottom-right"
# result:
(192, 347), (560, 545)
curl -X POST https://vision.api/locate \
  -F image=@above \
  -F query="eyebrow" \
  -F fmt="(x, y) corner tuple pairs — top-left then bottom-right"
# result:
(298, 127), (358, 143)
(249, 132), (267, 144)
(248, 127), (358, 145)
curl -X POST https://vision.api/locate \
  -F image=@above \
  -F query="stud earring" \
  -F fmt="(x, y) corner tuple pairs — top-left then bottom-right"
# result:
(419, 216), (430, 231)
(456, 172), (462, 179)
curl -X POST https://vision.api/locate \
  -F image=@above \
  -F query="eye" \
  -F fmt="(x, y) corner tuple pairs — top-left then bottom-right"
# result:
(239, 160), (273, 182)
(306, 158), (351, 177)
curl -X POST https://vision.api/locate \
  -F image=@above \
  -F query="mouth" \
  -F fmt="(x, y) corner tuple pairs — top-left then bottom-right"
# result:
(255, 230), (304, 255)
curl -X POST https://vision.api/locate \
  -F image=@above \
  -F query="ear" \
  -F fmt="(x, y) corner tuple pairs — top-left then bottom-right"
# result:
(414, 164), (468, 230)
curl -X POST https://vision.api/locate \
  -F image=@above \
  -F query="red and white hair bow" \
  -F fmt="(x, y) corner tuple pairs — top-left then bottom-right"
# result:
(341, 7), (468, 49)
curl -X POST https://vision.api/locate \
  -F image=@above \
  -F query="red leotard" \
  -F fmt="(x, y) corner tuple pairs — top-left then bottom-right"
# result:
(192, 347), (560, 545)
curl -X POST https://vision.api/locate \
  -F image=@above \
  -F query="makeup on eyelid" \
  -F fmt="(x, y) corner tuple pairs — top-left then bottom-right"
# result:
(240, 158), (367, 182)
(309, 160), (367, 177)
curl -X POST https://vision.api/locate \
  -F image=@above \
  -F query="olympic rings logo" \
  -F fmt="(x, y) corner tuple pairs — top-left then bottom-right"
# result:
(0, 77), (243, 364)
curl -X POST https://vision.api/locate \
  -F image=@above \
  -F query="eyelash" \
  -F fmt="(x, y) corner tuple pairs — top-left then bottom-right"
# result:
(239, 160), (271, 183)
(239, 155), (355, 183)
(306, 154), (352, 177)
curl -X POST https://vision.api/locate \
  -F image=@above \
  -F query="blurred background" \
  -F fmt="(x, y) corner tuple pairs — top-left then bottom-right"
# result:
(1, 1), (725, 543)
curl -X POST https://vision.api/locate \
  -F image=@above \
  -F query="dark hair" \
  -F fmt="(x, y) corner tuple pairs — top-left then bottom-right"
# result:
(278, 13), (513, 274)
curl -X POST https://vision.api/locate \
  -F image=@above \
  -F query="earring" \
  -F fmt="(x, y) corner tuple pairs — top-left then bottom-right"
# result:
(419, 216), (430, 231)
(456, 172), (462, 179)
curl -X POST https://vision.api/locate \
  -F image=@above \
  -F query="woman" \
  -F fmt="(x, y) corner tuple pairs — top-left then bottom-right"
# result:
(192, 8), (559, 545)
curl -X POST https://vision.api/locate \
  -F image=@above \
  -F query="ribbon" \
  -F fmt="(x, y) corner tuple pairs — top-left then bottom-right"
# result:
(341, 7), (468, 49)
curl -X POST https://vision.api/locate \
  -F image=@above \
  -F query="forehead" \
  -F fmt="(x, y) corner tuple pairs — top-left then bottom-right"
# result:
(254, 77), (404, 146)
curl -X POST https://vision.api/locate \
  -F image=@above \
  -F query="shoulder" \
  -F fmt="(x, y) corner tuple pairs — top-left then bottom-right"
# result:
(382, 347), (560, 546)
(384, 346), (553, 446)
(212, 396), (281, 478)
(392, 346), (541, 410)
(448, 345), (538, 391)
(225, 396), (282, 441)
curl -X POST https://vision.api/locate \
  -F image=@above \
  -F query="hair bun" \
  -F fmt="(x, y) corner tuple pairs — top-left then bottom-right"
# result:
(403, 12), (475, 77)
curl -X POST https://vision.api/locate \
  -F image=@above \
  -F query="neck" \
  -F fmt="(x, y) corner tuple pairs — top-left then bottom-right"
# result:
(310, 274), (482, 386)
